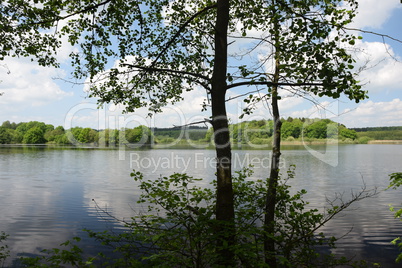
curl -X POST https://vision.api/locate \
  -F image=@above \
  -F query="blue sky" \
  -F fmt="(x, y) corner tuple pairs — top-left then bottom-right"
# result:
(0, 0), (402, 130)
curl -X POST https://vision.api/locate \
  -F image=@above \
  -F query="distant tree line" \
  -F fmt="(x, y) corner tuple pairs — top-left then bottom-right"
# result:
(0, 118), (359, 145)
(153, 126), (208, 131)
(203, 118), (358, 145)
(153, 126), (208, 141)
(352, 126), (402, 132)
(355, 130), (402, 141)
(0, 121), (152, 146)
(351, 126), (402, 141)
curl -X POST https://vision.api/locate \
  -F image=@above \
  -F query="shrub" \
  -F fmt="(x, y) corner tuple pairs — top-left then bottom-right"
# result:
(20, 168), (377, 267)
(84, 167), (372, 267)
(285, 136), (295, 141)
(388, 173), (402, 263)
(357, 136), (373, 144)
(0, 232), (9, 267)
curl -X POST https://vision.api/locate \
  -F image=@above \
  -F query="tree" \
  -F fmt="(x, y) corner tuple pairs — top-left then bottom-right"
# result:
(69, 127), (98, 144)
(339, 127), (358, 140)
(22, 126), (46, 144)
(1, 121), (17, 130)
(26, 121), (47, 133)
(304, 119), (328, 139)
(0, 127), (12, 144)
(0, 0), (370, 265)
(98, 129), (119, 147)
(123, 125), (152, 145)
(327, 122), (339, 139)
(45, 124), (55, 133)
(15, 122), (30, 135)
(281, 119), (302, 139)
(44, 125), (66, 143)
(240, 2), (366, 264)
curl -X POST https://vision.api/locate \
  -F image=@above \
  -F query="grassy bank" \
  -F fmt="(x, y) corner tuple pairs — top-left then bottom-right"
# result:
(367, 140), (402, 144)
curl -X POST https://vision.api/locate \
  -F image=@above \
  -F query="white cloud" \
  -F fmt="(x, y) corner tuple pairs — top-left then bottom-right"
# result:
(60, 85), (211, 130)
(338, 99), (402, 127)
(351, 0), (401, 29)
(0, 59), (73, 108)
(279, 94), (305, 112)
(353, 39), (402, 93)
(284, 97), (402, 128)
(225, 89), (305, 123)
(288, 101), (340, 120)
(166, 87), (208, 114)
(60, 101), (150, 129)
(54, 22), (81, 63)
(152, 86), (210, 127)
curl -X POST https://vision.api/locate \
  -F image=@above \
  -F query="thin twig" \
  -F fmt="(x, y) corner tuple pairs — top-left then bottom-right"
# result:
(172, 119), (212, 128)
(344, 27), (402, 44)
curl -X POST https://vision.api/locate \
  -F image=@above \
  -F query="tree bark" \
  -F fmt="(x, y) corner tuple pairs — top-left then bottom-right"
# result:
(211, 0), (235, 266)
(264, 3), (282, 264)
(264, 57), (282, 267)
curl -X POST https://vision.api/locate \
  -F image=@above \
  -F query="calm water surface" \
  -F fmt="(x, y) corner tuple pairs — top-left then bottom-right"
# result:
(0, 144), (401, 266)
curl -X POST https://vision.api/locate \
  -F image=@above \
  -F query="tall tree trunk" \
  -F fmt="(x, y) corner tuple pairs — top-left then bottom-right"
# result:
(211, 0), (235, 266)
(264, 57), (281, 267)
(264, 3), (282, 264)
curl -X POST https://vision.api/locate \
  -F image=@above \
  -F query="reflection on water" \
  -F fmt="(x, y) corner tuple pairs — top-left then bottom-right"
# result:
(0, 144), (401, 266)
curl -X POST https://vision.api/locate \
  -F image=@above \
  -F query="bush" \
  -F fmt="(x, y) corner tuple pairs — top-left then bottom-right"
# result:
(339, 128), (358, 140)
(357, 136), (373, 144)
(84, 167), (370, 267)
(342, 138), (355, 144)
(248, 137), (272, 145)
(388, 173), (402, 263)
(0, 232), (9, 267)
(22, 127), (46, 144)
(20, 168), (377, 267)
(285, 136), (295, 141)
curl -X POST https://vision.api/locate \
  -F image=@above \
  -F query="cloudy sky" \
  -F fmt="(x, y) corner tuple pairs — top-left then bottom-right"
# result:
(0, 1), (401, 129)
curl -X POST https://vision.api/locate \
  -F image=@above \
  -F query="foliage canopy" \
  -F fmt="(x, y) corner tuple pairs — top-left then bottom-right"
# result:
(0, 0), (367, 112)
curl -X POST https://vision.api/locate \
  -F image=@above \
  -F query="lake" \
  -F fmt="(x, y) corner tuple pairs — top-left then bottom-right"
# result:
(0, 144), (402, 267)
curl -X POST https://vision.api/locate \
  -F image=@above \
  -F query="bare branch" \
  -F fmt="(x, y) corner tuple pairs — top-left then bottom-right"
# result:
(150, 4), (217, 68)
(225, 88), (264, 102)
(228, 34), (275, 47)
(122, 64), (211, 82)
(288, 182), (378, 247)
(29, 0), (114, 26)
(226, 80), (324, 90)
(319, 182), (378, 234)
(344, 27), (402, 45)
(172, 119), (212, 128)
(92, 198), (130, 226)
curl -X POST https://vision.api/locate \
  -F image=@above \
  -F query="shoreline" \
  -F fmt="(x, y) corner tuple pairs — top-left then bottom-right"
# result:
(1, 140), (402, 149)
(367, 140), (402, 144)
(280, 140), (402, 145)
(282, 139), (402, 145)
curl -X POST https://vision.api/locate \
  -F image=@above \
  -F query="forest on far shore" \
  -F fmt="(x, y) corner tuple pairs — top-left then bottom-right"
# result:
(0, 118), (400, 146)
